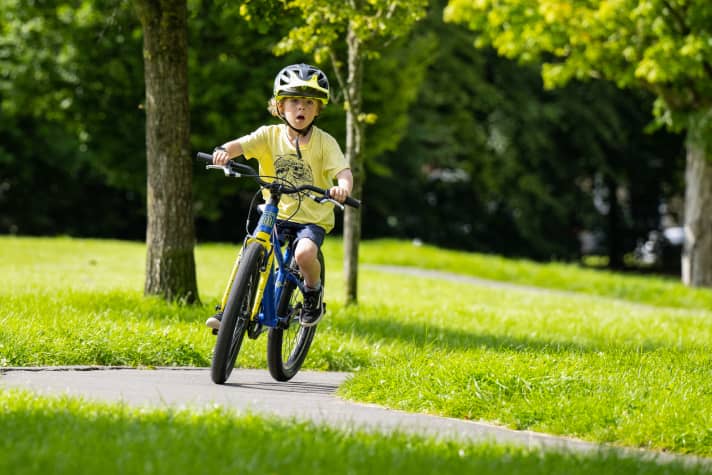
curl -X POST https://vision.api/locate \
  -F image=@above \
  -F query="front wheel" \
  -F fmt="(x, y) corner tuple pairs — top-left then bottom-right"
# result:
(211, 242), (264, 384)
(266, 250), (324, 381)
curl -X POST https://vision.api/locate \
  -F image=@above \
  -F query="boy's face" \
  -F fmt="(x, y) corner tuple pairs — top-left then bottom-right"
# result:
(279, 97), (320, 130)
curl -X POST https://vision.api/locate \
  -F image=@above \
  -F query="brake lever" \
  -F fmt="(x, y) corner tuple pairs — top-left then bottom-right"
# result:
(329, 199), (345, 211)
(206, 164), (241, 177)
(312, 195), (345, 210)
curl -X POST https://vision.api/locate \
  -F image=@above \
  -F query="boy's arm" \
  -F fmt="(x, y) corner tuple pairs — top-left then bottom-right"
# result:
(212, 139), (244, 165)
(330, 168), (353, 203)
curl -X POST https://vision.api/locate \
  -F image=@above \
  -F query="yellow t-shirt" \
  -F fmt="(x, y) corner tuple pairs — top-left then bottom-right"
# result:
(237, 124), (349, 233)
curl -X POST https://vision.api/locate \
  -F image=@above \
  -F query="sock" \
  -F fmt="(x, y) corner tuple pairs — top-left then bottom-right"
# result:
(305, 280), (321, 292)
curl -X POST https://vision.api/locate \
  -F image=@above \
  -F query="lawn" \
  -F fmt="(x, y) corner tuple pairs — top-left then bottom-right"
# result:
(1, 235), (712, 471)
(4, 389), (704, 475)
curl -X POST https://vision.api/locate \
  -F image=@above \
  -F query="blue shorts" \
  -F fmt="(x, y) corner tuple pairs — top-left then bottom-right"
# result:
(276, 221), (326, 249)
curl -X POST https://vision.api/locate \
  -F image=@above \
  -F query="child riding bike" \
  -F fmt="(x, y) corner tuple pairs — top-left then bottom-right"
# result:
(208, 63), (353, 329)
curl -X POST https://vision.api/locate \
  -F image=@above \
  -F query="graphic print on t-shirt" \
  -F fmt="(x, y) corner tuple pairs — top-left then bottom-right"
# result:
(274, 153), (314, 187)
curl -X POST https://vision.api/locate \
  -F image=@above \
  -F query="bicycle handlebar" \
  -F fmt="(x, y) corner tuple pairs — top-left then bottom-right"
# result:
(196, 152), (361, 209)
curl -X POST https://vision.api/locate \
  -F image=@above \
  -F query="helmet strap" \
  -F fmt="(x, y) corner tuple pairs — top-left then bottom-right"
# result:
(280, 114), (316, 159)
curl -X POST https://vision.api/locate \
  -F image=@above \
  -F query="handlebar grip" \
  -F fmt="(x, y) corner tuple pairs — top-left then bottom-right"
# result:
(323, 188), (361, 208)
(344, 196), (361, 209)
(196, 152), (213, 164)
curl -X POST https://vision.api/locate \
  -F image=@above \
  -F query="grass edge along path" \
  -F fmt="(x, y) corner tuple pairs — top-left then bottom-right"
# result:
(1, 389), (710, 475)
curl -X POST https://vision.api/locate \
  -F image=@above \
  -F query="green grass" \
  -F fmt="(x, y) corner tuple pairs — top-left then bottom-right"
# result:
(1, 389), (708, 475)
(356, 238), (712, 310)
(332, 270), (712, 455)
(2, 235), (712, 464)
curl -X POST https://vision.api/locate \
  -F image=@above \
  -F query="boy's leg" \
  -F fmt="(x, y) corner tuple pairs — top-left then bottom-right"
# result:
(292, 224), (326, 327)
(294, 238), (321, 289)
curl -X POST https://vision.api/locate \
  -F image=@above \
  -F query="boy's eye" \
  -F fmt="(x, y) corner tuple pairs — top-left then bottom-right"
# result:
(289, 97), (314, 106)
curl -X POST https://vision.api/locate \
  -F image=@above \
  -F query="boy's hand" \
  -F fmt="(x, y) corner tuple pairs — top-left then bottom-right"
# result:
(331, 169), (353, 204)
(328, 186), (350, 203)
(212, 141), (244, 165)
(212, 146), (230, 166)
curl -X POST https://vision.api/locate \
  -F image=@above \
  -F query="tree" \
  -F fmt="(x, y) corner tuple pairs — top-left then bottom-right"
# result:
(367, 5), (683, 266)
(0, 0), (148, 238)
(134, 0), (199, 302)
(446, 0), (712, 287)
(246, 0), (429, 303)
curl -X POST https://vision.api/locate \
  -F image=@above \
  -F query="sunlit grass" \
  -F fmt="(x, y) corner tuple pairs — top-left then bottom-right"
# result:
(2, 235), (712, 458)
(1, 390), (707, 475)
(329, 269), (712, 456)
(354, 238), (712, 310)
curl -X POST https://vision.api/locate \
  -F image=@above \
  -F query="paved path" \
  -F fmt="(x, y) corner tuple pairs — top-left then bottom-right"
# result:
(1, 367), (578, 449)
(1, 366), (706, 468)
(362, 264), (550, 292)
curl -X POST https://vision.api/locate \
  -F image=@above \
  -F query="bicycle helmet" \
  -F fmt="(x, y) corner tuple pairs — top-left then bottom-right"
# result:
(273, 63), (330, 105)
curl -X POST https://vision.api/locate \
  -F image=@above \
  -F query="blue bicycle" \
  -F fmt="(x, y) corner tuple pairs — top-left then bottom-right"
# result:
(197, 152), (360, 384)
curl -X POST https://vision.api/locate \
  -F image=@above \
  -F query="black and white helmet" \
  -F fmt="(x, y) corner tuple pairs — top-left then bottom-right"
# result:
(273, 63), (330, 105)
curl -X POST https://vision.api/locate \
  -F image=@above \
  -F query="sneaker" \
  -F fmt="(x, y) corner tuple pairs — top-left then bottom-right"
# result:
(300, 287), (324, 327)
(206, 312), (222, 331)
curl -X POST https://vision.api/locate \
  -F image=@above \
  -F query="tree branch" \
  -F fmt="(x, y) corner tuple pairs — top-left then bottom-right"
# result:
(659, 1), (712, 88)
(660, 0), (690, 35)
(329, 49), (352, 107)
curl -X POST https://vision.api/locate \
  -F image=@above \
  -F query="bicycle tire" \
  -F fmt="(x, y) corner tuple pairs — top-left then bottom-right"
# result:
(211, 242), (264, 384)
(266, 250), (324, 382)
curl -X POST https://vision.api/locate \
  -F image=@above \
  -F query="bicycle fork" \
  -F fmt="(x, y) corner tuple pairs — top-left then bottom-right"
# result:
(217, 202), (279, 321)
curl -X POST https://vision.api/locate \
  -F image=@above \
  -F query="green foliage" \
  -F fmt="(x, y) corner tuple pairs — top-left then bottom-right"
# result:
(360, 32), (438, 166)
(0, 0), (146, 237)
(0, 0), (145, 187)
(269, 0), (429, 60)
(444, 0), (712, 132)
(363, 3), (684, 261)
(0, 0), (689, 273)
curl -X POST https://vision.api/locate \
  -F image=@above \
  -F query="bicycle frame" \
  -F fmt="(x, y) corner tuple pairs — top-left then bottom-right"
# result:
(218, 197), (303, 330)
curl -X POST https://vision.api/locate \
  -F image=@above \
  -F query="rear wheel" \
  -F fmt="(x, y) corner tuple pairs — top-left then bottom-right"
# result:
(211, 242), (264, 384)
(266, 250), (324, 381)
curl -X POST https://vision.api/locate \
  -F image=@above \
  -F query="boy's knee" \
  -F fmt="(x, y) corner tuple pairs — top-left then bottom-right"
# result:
(295, 238), (318, 262)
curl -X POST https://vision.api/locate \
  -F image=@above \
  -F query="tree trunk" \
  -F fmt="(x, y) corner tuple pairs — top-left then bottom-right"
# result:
(682, 118), (712, 288)
(343, 24), (364, 305)
(135, 0), (199, 303)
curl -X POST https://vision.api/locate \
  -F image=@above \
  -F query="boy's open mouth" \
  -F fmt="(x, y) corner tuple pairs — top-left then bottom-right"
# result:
(296, 114), (305, 120)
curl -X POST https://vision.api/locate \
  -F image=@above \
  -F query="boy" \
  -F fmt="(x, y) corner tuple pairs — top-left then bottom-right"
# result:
(208, 63), (353, 329)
